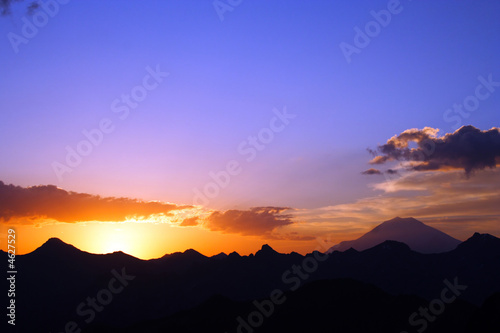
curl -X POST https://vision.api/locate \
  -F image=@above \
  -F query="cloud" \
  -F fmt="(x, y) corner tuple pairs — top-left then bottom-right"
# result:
(0, 0), (13, 15)
(179, 216), (199, 227)
(362, 168), (382, 175)
(369, 126), (500, 176)
(204, 207), (293, 236)
(0, 0), (33, 15)
(369, 155), (390, 164)
(26, 1), (38, 15)
(0, 181), (191, 223)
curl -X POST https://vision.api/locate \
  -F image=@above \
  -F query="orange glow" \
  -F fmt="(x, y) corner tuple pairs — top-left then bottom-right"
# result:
(0, 221), (322, 259)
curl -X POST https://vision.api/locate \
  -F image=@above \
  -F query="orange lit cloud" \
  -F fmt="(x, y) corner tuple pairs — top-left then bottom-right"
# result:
(361, 168), (382, 175)
(0, 181), (311, 242)
(204, 206), (293, 236)
(180, 216), (199, 227)
(0, 181), (191, 223)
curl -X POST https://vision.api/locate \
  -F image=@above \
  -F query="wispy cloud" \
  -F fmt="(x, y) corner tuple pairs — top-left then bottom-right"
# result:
(300, 168), (500, 240)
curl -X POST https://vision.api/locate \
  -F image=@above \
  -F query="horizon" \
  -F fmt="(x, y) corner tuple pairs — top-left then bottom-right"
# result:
(1, 215), (493, 259)
(6, 225), (492, 260)
(1, 0), (500, 260)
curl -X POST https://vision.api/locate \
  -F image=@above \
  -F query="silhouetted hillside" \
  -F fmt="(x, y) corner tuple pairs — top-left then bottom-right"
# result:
(84, 279), (486, 333)
(4, 232), (500, 332)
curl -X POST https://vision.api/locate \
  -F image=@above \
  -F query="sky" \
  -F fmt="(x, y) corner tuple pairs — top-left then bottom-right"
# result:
(0, 0), (499, 259)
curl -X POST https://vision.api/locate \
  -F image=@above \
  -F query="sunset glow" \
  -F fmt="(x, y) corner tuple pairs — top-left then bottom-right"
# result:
(2, 2), (500, 332)
(0, 0), (499, 260)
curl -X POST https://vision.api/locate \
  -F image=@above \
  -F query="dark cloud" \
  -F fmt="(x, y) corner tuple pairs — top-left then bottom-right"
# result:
(26, 1), (38, 15)
(369, 126), (500, 176)
(386, 169), (398, 174)
(362, 168), (382, 175)
(0, 181), (191, 223)
(204, 207), (293, 236)
(0, 0), (34, 16)
(180, 216), (199, 227)
(0, 0), (13, 15)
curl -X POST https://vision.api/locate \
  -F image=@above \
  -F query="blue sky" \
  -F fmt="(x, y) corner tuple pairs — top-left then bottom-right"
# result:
(1, 0), (499, 256)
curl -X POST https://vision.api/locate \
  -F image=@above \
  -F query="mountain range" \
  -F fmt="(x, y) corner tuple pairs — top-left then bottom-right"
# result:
(3, 217), (500, 332)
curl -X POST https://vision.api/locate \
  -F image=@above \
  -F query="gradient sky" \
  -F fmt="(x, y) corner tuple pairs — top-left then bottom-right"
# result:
(1, 0), (499, 259)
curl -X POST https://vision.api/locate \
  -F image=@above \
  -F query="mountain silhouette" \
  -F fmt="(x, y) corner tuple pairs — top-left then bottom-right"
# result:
(327, 216), (461, 253)
(211, 252), (228, 260)
(5, 231), (500, 332)
(104, 278), (477, 333)
(162, 248), (206, 259)
(454, 232), (500, 257)
(255, 244), (282, 258)
(32, 237), (84, 256)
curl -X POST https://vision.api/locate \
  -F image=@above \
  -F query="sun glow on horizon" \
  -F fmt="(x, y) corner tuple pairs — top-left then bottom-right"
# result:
(100, 228), (134, 255)
(2, 219), (321, 260)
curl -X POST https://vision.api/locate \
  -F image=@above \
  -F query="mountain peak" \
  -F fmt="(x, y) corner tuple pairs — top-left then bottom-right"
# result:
(367, 240), (412, 253)
(328, 217), (460, 254)
(255, 244), (280, 257)
(388, 216), (418, 222)
(228, 251), (241, 259)
(184, 248), (204, 256)
(261, 244), (274, 251)
(40, 237), (74, 249)
(211, 252), (227, 260)
(379, 216), (422, 226)
(344, 248), (359, 255)
(162, 248), (207, 260)
(456, 232), (500, 253)
(31, 237), (83, 257)
(45, 237), (66, 245)
(470, 232), (497, 241)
